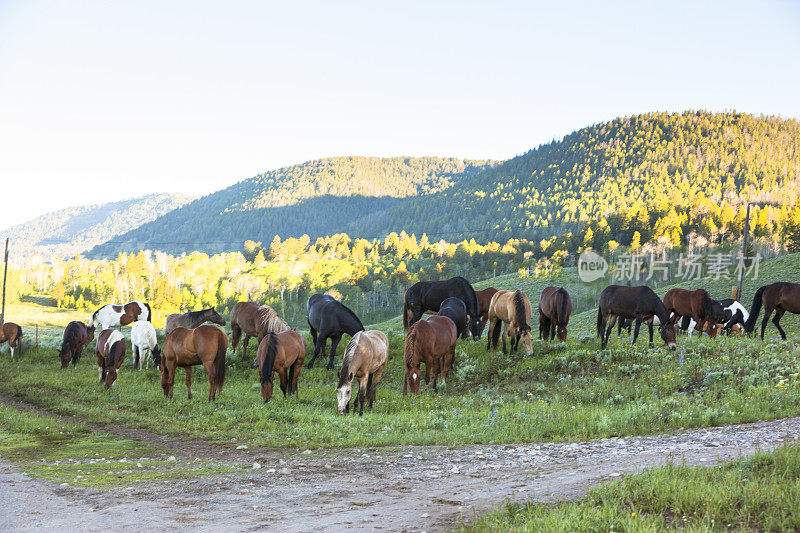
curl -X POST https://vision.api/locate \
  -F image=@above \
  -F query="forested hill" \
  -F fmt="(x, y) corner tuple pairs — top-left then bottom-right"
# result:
(89, 157), (492, 256)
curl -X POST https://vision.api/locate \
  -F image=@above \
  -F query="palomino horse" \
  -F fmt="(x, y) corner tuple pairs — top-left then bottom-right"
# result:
(403, 315), (457, 395)
(89, 301), (151, 330)
(336, 330), (388, 415)
(161, 325), (228, 401)
(96, 329), (125, 388)
(306, 293), (365, 369)
(403, 277), (481, 339)
(131, 321), (161, 370)
(230, 302), (290, 362)
(0, 322), (23, 359)
(165, 308), (226, 336)
(538, 286), (572, 341)
(475, 287), (498, 337)
(255, 330), (306, 403)
(486, 290), (534, 356)
(663, 288), (725, 338)
(58, 321), (95, 369)
(598, 285), (676, 349)
(744, 282), (800, 340)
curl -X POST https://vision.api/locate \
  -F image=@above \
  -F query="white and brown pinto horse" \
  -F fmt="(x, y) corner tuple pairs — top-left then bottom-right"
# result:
(90, 301), (151, 330)
(336, 330), (389, 415)
(96, 329), (126, 388)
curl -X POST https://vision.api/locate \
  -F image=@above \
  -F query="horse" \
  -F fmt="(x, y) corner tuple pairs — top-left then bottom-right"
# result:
(437, 297), (468, 341)
(0, 322), (23, 359)
(744, 282), (800, 340)
(255, 330), (306, 403)
(165, 308), (226, 336)
(230, 302), (290, 362)
(486, 290), (534, 356)
(161, 325), (228, 401)
(538, 287), (572, 341)
(403, 276), (481, 339)
(718, 298), (749, 335)
(306, 293), (365, 369)
(58, 321), (95, 369)
(336, 330), (389, 415)
(475, 287), (498, 337)
(131, 321), (161, 370)
(89, 301), (151, 330)
(597, 285), (676, 349)
(403, 315), (457, 395)
(96, 329), (125, 388)
(663, 288), (726, 338)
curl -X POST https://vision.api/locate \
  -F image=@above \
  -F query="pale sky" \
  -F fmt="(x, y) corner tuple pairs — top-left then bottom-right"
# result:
(1, 0), (799, 229)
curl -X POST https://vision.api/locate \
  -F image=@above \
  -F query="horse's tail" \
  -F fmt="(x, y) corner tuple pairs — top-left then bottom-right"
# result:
(744, 285), (766, 333)
(404, 327), (418, 367)
(513, 290), (529, 331)
(144, 302), (152, 322)
(402, 297), (411, 331)
(490, 316), (502, 349)
(557, 288), (569, 326)
(260, 333), (278, 386)
(214, 331), (227, 391)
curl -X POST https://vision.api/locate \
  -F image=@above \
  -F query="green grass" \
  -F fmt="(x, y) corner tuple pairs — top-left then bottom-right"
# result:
(466, 443), (800, 532)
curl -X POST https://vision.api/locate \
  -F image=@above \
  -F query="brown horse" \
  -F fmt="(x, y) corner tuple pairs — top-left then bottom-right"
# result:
(475, 287), (498, 337)
(255, 330), (306, 403)
(165, 308), (226, 336)
(663, 288), (725, 338)
(0, 322), (23, 359)
(538, 287), (572, 341)
(58, 321), (95, 369)
(230, 302), (290, 361)
(598, 285), (676, 349)
(744, 282), (800, 340)
(161, 325), (228, 401)
(96, 329), (126, 388)
(336, 330), (389, 415)
(486, 290), (534, 356)
(403, 316), (457, 395)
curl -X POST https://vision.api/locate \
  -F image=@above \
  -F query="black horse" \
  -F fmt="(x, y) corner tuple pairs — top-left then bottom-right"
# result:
(436, 297), (467, 370)
(306, 293), (365, 369)
(403, 276), (481, 339)
(598, 285), (677, 349)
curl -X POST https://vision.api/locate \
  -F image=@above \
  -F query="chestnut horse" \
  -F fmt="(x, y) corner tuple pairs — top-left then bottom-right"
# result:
(475, 287), (498, 337)
(161, 325), (228, 401)
(89, 301), (151, 330)
(403, 315), (457, 395)
(0, 322), (23, 359)
(58, 321), (95, 369)
(598, 285), (676, 349)
(538, 286), (572, 341)
(230, 302), (290, 362)
(255, 330), (306, 403)
(744, 282), (800, 340)
(663, 288), (725, 338)
(96, 329), (125, 388)
(336, 330), (389, 415)
(486, 290), (533, 356)
(165, 308), (226, 336)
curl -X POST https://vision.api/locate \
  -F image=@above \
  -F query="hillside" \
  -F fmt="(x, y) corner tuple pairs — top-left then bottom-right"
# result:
(1, 193), (193, 263)
(89, 157), (492, 256)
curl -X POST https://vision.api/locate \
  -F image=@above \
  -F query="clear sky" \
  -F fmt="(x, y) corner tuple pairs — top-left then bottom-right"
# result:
(1, 0), (798, 229)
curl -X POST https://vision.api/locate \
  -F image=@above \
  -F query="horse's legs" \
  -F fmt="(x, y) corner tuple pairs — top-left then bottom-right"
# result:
(242, 335), (251, 362)
(230, 323), (241, 353)
(290, 358), (303, 394)
(761, 305), (774, 340)
(431, 358), (440, 390)
(327, 335), (342, 370)
(133, 345), (140, 370)
(648, 321), (654, 346)
(309, 325), (318, 347)
(201, 360), (217, 401)
(185, 367), (193, 400)
(501, 325), (508, 354)
(278, 368), (289, 397)
(486, 318), (495, 351)
(772, 308), (787, 340)
(307, 333), (328, 369)
(603, 314), (618, 349)
(356, 380), (366, 416)
(632, 315), (643, 345)
(368, 369), (382, 409)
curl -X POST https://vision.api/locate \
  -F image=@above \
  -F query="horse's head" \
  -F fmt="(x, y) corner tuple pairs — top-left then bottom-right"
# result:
(86, 325), (96, 342)
(661, 321), (677, 349)
(260, 379), (274, 403)
(209, 309), (226, 327)
(468, 317), (482, 340)
(336, 375), (353, 415)
(151, 345), (162, 370)
(556, 323), (568, 342)
(519, 326), (534, 356)
(102, 362), (118, 389)
(406, 365), (422, 395)
(58, 347), (70, 369)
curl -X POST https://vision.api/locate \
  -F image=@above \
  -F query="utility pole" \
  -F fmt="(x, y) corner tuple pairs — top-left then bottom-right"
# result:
(1, 238), (8, 325)
(736, 204), (751, 302)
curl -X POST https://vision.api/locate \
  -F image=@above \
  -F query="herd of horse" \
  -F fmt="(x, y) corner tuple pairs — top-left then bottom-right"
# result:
(11, 275), (792, 416)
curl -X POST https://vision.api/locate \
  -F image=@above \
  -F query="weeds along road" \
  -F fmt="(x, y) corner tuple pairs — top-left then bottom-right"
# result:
(1, 391), (799, 532)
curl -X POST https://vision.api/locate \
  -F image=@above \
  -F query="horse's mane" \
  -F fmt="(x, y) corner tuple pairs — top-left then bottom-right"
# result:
(257, 305), (290, 333)
(186, 308), (212, 320)
(337, 331), (362, 387)
(513, 290), (529, 331)
(337, 301), (364, 329)
(556, 287), (569, 326)
(260, 333), (278, 385)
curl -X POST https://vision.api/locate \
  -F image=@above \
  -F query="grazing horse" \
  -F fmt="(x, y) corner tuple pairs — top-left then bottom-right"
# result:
(255, 330), (306, 403)
(744, 282), (800, 340)
(89, 301), (151, 330)
(598, 285), (676, 349)
(165, 308), (225, 336)
(475, 287), (498, 337)
(58, 321), (95, 369)
(436, 297), (468, 341)
(131, 321), (161, 370)
(718, 298), (749, 335)
(403, 277), (481, 339)
(96, 329), (126, 388)
(486, 290), (534, 356)
(538, 286), (572, 341)
(306, 293), (364, 369)
(663, 288), (725, 338)
(403, 315), (457, 395)
(0, 322), (23, 359)
(230, 302), (290, 362)
(336, 330), (389, 415)
(161, 325), (228, 401)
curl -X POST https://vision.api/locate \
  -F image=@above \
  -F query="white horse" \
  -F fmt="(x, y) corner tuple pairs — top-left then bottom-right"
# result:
(89, 301), (151, 330)
(131, 321), (160, 370)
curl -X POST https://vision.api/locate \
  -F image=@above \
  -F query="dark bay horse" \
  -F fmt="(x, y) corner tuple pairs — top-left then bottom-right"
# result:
(538, 286), (572, 341)
(403, 277), (481, 339)
(598, 285), (676, 349)
(165, 308), (225, 336)
(403, 315), (457, 395)
(486, 290), (534, 356)
(475, 287), (498, 337)
(89, 301), (151, 330)
(230, 302), (290, 362)
(96, 329), (126, 388)
(663, 288), (725, 338)
(255, 330), (306, 403)
(59, 321), (95, 369)
(744, 282), (800, 340)
(306, 293), (364, 369)
(336, 330), (389, 415)
(0, 322), (23, 359)
(161, 325), (228, 401)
